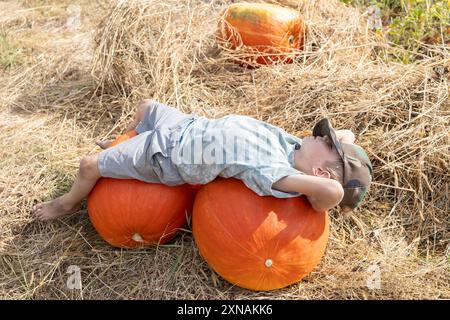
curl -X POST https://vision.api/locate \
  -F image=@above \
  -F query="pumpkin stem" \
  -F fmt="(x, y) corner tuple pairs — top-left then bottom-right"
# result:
(265, 259), (273, 268)
(132, 233), (144, 243)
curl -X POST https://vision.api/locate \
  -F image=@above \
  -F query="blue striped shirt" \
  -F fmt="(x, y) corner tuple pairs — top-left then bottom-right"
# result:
(173, 115), (303, 198)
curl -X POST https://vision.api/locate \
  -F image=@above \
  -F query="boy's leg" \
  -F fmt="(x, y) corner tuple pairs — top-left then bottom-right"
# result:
(33, 154), (101, 221)
(132, 99), (194, 134)
(96, 99), (154, 149)
(125, 99), (154, 132)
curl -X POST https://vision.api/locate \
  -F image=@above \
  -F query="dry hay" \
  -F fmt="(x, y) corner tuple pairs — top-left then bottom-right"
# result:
(0, 0), (449, 299)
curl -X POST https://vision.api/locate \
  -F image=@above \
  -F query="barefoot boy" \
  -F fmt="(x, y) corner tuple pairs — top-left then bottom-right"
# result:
(33, 100), (372, 221)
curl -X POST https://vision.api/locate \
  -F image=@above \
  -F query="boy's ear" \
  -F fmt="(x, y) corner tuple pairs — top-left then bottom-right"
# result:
(312, 167), (331, 179)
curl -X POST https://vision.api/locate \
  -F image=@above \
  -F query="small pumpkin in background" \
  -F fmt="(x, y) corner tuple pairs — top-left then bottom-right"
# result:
(193, 178), (329, 291)
(88, 130), (195, 248)
(217, 2), (307, 66)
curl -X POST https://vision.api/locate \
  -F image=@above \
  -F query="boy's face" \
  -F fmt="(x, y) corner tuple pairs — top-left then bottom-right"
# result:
(300, 135), (342, 171)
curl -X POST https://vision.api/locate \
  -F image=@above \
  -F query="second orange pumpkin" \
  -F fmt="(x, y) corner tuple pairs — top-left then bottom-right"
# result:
(193, 178), (329, 291)
(217, 2), (307, 65)
(87, 130), (195, 248)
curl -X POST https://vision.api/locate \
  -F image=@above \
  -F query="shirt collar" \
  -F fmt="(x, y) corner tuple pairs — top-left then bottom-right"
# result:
(288, 140), (302, 168)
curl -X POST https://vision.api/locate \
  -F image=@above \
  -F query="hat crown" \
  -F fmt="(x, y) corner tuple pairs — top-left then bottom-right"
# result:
(312, 118), (373, 209)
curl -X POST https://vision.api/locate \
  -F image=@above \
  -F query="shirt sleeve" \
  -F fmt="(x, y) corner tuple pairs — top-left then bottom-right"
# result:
(237, 165), (304, 198)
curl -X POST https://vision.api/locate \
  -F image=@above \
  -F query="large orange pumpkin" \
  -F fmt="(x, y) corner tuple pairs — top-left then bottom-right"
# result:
(87, 130), (195, 248)
(193, 178), (329, 291)
(217, 2), (307, 65)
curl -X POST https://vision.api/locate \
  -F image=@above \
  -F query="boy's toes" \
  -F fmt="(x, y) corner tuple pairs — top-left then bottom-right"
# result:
(35, 210), (47, 221)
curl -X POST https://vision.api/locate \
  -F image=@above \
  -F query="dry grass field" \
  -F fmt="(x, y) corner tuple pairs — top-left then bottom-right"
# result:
(0, 0), (448, 299)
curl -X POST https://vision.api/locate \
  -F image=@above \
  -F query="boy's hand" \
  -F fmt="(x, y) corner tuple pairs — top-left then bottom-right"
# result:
(273, 174), (344, 212)
(335, 129), (355, 144)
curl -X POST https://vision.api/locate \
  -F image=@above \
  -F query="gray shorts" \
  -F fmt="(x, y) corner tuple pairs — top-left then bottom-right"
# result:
(97, 101), (197, 186)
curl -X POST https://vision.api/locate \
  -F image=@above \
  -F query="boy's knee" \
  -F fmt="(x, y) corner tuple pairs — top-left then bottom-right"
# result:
(79, 155), (99, 178)
(137, 99), (156, 118)
(139, 99), (156, 110)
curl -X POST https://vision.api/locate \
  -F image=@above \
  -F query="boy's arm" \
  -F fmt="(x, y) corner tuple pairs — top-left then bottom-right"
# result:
(273, 174), (344, 212)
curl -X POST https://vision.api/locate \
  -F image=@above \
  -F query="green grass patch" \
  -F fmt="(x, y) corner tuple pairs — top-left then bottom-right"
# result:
(0, 32), (22, 70)
(341, 0), (450, 63)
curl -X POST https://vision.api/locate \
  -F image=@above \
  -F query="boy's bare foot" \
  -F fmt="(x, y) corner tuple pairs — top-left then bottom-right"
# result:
(96, 139), (114, 150)
(33, 197), (82, 221)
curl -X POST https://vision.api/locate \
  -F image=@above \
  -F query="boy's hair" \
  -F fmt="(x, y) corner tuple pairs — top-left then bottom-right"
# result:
(323, 159), (344, 185)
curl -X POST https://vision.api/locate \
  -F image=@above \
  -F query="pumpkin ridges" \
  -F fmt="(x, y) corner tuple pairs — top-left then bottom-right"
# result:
(193, 178), (329, 291)
(269, 198), (328, 277)
(204, 180), (274, 286)
(88, 132), (194, 248)
(217, 2), (307, 65)
(88, 179), (127, 246)
(117, 180), (141, 247)
(193, 181), (253, 288)
(193, 184), (263, 286)
(136, 183), (163, 243)
(96, 179), (139, 247)
(150, 188), (191, 244)
(124, 179), (138, 244)
(88, 177), (193, 248)
(131, 182), (191, 244)
(131, 180), (149, 245)
(220, 22), (287, 49)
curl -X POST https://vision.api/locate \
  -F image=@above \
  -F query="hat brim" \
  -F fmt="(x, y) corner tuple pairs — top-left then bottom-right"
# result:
(312, 118), (345, 160)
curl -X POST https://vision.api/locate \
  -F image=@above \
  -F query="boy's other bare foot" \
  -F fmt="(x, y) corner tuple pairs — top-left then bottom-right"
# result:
(96, 139), (114, 150)
(33, 197), (82, 221)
